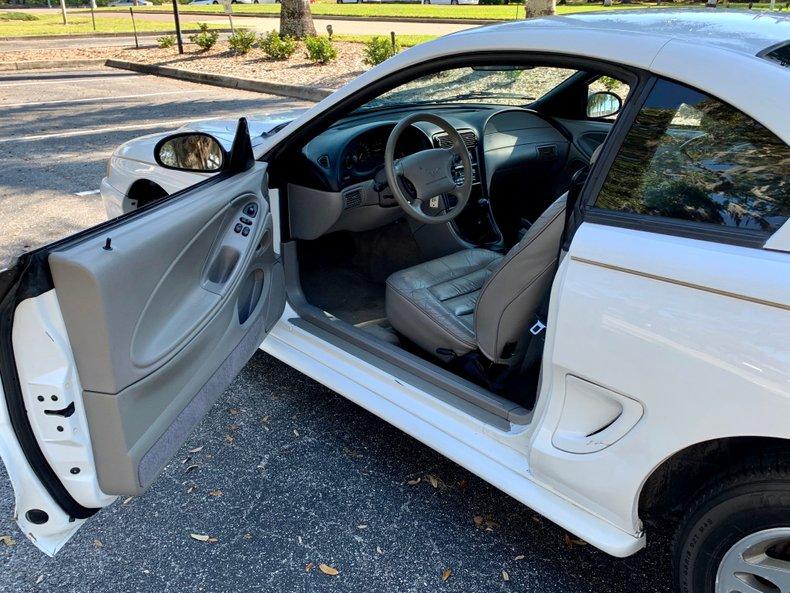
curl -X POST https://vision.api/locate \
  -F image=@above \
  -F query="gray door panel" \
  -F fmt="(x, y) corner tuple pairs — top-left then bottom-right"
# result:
(48, 164), (283, 495)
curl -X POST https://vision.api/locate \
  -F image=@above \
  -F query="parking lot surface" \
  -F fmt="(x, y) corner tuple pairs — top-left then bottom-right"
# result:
(0, 67), (306, 268)
(1, 68), (671, 592)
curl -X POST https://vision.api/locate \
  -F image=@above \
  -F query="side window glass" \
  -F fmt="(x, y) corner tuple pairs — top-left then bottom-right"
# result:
(594, 78), (790, 235)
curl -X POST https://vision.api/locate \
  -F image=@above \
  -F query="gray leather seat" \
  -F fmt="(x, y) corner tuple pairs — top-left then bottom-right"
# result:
(386, 194), (567, 365)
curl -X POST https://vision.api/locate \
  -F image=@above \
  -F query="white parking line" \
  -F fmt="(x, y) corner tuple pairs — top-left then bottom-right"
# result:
(0, 75), (138, 88)
(1, 90), (205, 109)
(75, 189), (101, 197)
(0, 116), (222, 144)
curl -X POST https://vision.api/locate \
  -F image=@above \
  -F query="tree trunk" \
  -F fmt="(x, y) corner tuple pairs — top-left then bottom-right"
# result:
(279, 0), (315, 39)
(525, 0), (555, 17)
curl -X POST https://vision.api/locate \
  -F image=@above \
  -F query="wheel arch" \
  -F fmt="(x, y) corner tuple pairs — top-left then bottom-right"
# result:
(126, 179), (169, 210)
(637, 436), (790, 528)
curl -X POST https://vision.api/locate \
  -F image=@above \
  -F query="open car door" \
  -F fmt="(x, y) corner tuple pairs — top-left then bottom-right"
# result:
(0, 120), (285, 554)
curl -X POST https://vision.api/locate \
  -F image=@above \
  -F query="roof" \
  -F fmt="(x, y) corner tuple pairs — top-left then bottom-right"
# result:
(490, 9), (790, 58)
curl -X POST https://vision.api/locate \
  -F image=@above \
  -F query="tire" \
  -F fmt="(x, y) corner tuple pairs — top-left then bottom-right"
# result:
(673, 466), (790, 593)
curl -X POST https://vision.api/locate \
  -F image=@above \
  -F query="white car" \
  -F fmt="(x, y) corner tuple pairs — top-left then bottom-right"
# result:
(2, 11), (789, 593)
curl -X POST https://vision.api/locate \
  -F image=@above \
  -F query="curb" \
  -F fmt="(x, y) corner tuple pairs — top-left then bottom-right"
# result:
(101, 8), (501, 26)
(0, 58), (108, 71)
(105, 58), (332, 102)
(0, 28), (233, 42)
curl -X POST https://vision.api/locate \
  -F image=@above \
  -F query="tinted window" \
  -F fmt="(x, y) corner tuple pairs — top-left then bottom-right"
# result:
(595, 79), (790, 235)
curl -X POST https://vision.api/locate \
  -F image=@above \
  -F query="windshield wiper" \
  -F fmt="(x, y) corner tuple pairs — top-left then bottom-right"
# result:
(431, 91), (535, 103)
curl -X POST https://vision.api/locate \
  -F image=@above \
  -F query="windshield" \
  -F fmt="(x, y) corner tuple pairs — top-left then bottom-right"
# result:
(356, 66), (578, 112)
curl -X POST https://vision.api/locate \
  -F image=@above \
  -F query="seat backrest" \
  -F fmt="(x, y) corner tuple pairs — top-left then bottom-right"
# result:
(474, 193), (567, 365)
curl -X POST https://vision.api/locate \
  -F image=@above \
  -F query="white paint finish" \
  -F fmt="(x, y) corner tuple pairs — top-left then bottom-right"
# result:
(529, 222), (790, 534)
(12, 291), (116, 511)
(551, 376), (644, 455)
(765, 219), (790, 253)
(0, 378), (85, 556)
(74, 189), (101, 197)
(261, 306), (645, 557)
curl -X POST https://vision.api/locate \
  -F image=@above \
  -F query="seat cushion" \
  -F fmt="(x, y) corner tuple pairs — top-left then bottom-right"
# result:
(385, 248), (503, 360)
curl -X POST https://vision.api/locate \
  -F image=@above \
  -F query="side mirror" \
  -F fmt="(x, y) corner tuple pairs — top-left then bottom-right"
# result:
(154, 133), (226, 172)
(587, 91), (622, 119)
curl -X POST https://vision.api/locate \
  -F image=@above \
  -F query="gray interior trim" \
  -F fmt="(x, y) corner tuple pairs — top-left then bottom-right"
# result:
(283, 241), (532, 426)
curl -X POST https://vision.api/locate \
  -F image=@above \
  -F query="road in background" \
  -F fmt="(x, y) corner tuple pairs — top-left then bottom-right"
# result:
(0, 67), (307, 268)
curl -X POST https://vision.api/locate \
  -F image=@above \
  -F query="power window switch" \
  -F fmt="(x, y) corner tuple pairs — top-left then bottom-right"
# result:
(241, 226), (250, 237)
(234, 223), (243, 233)
(240, 216), (253, 226)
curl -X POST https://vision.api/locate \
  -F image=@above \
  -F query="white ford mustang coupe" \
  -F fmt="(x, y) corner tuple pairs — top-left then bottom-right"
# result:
(1, 10), (788, 592)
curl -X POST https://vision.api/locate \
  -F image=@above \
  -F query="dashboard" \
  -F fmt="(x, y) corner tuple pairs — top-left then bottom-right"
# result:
(290, 105), (586, 246)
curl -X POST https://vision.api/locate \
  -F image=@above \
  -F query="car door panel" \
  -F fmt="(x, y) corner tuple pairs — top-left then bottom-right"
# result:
(18, 162), (281, 496)
(556, 118), (614, 159)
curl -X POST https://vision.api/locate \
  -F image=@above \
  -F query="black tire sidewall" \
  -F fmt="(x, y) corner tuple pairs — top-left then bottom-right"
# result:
(675, 480), (790, 593)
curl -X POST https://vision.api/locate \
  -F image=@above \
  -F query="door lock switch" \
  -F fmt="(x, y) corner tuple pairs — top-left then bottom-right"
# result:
(240, 216), (253, 226)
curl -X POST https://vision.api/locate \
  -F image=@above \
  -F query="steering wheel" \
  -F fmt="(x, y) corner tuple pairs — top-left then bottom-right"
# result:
(384, 113), (473, 225)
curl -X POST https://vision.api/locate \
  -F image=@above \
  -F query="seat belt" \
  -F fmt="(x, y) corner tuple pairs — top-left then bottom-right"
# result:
(517, 166), (590, 390)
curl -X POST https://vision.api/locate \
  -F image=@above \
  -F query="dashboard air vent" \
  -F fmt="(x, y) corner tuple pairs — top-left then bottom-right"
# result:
(537, 145), (558, 161)
(434, 130), (477, 149)
(317, 155), (330, 169)
(343, 189), (362, 209)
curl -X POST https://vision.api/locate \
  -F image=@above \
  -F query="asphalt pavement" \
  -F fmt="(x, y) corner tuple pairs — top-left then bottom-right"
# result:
(0, 67), (307, 268)
(0, 67), (671, 592)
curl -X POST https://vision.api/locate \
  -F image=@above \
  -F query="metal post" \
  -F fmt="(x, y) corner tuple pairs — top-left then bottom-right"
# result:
(90, 5), (96, 31)
(390, 31), (396, 51)
(172, 0), (184, 55)
(130, 7), (139, 49)
(58, 0), (67, 25)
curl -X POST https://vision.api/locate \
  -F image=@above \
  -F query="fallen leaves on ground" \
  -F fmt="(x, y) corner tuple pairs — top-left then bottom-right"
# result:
(406, 477), (421, 486)
(186, 485), (197, 494)
(190, 533), (218, 543)
(563, 533), (587, 549)
(209, 490), (223, 497)
(224, 435), (235, 444)
(376, 546), (384, 555)
(188, 446), (204, 453)
(502, 570), (510, 581)
(243, 533), (252, 540)
(515, 554), (525, 561)
(35, 575), (44, 584)
(318, 563), (339, 576)
(228, 408), (239, 416)
(92, 539), (103, 549)
(472, 515), (499, 531)
(122, 496), (134, 505)
(343, 446), (362, 458)
(426, 474), (443, 488)
(185, 464), (199, 474)
(357, 524), (368, 529)
(0, 535), (15, 547)
(457, 479), (469, 491)
(293, 429), (300, 438)
(441, 568), (452, 582)
(305, 562), (314, 572)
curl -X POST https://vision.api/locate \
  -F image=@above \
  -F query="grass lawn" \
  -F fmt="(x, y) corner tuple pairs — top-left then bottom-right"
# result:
(91, 1), (781, 21)
(0, 11), (222, 36)
(335, 33), (435, 46)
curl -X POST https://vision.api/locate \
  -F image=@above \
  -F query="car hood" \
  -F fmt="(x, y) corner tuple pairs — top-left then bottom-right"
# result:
(112, 106), (309, 163)
(178, 107), (309, 149)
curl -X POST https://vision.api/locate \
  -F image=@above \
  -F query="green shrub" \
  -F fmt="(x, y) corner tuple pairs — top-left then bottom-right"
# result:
(259, 30), (298, 60)
(0, 11), (39, 21)
(228, 28), (256, 55)
(363, 36), (400, 66)
(304, 35), (337, 65)
(189, 23), (219, 51)
(157, 34), (175, 49)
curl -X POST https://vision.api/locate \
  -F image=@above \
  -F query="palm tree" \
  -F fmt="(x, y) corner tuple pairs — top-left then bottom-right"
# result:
(280, 0), (316, 39)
